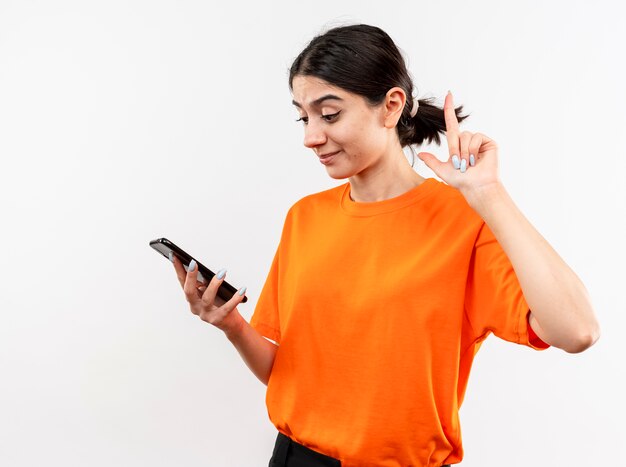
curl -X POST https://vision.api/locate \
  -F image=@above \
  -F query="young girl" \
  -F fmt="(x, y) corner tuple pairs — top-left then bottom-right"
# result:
(171, 23), (600, 467)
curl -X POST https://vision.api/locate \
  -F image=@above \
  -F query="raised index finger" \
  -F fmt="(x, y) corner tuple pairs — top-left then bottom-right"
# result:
(444, 91), (460, 136)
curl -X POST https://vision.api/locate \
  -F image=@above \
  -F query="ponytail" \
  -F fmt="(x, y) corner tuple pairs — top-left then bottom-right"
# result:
(399, 96), (470, 147)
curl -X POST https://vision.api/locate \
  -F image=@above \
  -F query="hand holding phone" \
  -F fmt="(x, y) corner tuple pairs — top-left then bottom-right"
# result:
(150, 238), (247, 303)
(150, 238), (248, 334)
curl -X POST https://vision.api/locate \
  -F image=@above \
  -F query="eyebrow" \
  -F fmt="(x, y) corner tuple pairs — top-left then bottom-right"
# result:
(292, 94), (344, 109)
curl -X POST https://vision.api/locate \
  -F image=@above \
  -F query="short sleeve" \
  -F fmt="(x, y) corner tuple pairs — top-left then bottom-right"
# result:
(249, 246), (281, 344)
(464, 222), (550, 350)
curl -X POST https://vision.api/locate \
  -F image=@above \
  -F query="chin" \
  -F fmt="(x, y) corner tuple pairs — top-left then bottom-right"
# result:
(323, 159), (358, 179)
(324, 167), (354, 180)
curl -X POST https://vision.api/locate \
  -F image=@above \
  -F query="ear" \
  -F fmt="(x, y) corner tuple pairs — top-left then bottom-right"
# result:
(382, 87), (407, 128)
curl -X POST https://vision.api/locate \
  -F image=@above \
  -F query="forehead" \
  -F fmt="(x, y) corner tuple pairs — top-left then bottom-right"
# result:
(291, 76), (352, 109)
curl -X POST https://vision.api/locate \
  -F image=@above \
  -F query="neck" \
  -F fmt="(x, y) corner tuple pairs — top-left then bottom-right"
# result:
(348, 149), (425, 203)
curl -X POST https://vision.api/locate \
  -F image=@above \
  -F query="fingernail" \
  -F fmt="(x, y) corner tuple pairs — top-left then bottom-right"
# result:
(452, 155), (460, 169)
(460, 159), (467, 173)
(168, 251), (174, 262)
(216, 268), (227, 280)
(189, 259), (197, 272)
(238, 286), (247, 296)
(470, 154), (475, 166)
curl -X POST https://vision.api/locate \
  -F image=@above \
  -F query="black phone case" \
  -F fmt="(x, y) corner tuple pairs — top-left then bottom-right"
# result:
(149, 237), (247, 303)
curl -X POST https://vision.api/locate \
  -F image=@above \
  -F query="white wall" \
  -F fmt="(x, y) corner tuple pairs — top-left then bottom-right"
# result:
(1, 1), (624, 465)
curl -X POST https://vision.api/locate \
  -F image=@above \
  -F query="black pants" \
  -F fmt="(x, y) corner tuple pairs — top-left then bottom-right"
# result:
(268, 432), (451, 466)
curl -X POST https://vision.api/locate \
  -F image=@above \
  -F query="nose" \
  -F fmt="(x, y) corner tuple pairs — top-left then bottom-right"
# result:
(303, 120), (327, 149)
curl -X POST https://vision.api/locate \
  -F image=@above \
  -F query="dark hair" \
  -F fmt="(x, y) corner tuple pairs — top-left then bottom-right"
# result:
(288, 24), (469, 148)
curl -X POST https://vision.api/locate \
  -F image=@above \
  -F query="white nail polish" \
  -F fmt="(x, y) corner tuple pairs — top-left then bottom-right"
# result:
(452, 155), (460, 169)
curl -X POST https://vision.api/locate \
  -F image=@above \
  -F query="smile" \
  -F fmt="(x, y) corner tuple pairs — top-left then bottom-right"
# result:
(319, 151), (340, 165)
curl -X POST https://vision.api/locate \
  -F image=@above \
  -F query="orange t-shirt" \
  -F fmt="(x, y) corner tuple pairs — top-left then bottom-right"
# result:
(250, 178), (549, 467)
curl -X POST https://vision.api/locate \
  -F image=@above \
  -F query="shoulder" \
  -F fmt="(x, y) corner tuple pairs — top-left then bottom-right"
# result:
(428, 178), (465, 203)
(286, 182), (348, 216)
(421, 178), (485, 231)
(426, 178), (476, 212)
(276, 183), (347, 242)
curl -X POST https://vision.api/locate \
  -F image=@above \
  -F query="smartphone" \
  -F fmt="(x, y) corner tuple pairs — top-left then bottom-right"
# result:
(149, 237), (247, 303)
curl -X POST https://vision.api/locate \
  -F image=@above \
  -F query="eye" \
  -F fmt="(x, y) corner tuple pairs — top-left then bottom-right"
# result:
(321, 111), (341, 122)
(295, 111), (341, 125)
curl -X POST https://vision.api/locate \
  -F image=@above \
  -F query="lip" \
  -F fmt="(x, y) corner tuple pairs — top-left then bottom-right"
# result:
(319, 151), (340, 165)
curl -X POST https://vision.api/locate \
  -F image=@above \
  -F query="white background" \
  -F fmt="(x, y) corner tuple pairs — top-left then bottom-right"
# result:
(1, 1), (624, 465)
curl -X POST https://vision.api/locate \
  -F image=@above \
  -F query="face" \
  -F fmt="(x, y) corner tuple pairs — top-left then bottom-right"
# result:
(291, 75), (404, 180)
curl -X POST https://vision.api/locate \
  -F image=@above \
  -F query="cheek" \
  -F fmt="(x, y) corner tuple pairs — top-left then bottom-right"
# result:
(346, 123), (383, 157)
(334, 120), (373, 150)
(330, 111), (383, 157)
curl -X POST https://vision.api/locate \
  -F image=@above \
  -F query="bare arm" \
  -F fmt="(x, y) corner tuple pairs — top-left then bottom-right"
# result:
(418, 91), (600, 354)
(223, 311), (278, 386)
(463, 182), (600, 353)
(170, 254), (278, 385)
